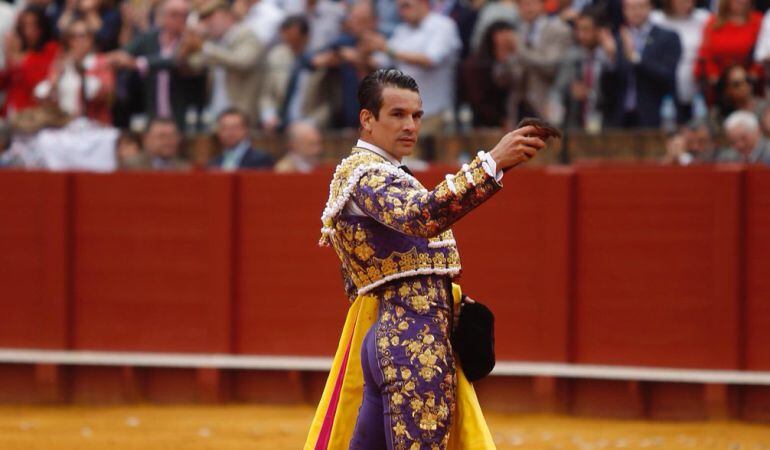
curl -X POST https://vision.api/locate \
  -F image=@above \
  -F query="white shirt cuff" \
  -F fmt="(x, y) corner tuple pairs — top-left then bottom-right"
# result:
(479, 151), (504, 182)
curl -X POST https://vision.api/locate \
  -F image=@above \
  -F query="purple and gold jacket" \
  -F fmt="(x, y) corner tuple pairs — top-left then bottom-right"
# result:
(320, 147), (502, 300)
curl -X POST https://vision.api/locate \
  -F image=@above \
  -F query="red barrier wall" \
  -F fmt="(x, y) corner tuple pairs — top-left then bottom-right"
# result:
(742, 167), (770, 420)
(744, 167), (770, 370)
(0, 172), (69, 349)
(1, 166), (769, 416)
(236, 171), (346, 356)
(71, 173), (234, 353)
(448, 168), (573, 362)
(572, 166), (743, 370)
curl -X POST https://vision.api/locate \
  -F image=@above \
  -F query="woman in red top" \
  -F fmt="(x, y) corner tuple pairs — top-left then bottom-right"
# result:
(0, 6), (59, 117)
(34, 19), (115, 124)
(694, 0), (763, 87)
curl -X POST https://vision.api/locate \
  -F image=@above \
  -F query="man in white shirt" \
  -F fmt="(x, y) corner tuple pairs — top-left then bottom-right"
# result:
(364, 0), (461, 141)
(241, 0), (285, 45)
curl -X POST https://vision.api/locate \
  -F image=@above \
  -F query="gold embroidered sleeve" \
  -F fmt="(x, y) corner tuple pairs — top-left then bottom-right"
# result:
(350, 154), (502, 238)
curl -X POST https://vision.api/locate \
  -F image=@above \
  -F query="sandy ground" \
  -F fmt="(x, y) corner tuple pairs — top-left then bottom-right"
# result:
(1, 405), (769, 450)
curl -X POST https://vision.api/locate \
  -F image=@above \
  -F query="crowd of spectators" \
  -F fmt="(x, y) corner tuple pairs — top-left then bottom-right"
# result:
(0, 0), (768, 171)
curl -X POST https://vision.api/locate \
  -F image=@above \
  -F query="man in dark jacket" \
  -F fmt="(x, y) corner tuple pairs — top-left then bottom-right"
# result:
(108, 0), (206, 131)
(209, 109), (273, 170)
(603, 0), (681, 128)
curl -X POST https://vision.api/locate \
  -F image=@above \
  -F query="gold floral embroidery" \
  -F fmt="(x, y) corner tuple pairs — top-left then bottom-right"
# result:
(372, 277), (456, 449)
(354, 243), (375, 260)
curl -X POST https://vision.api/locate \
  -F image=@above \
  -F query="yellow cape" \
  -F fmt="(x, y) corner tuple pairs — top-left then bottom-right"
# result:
(304, 284), (497, 449)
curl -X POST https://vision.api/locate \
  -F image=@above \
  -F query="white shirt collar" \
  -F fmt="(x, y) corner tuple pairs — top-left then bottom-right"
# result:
(356, 139), (401, 165)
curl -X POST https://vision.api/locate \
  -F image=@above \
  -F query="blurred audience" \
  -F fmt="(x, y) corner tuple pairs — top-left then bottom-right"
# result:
(715, 64), (767, 122)
(109, 0), (205, 131)
(239, 0), (286, 45)
(209, 108), (273, 170)
(57, 0), (122, 52)
(274, 119), (321, 173)
(188, 0), (263, 121)
(304, 0), (346, 51)
(310, 0), (377, 128)
(605, 0), (681, 128)
(0, 6), (59, 117)
(367, 0), (461, 137)
(493, 0), (571, 125)
(549, 7), (618, 131)
(35, 19), (115, 124)
(142, 117), (189, 169)
(267, 15), (335, 131)
(471, 0), (519, 52)
(662, 119), (717, 164)
(694, 0), (763, 87)
(115, 129), (147, 169)
(720, 110), (770, 163)
(650, 0), (709, 122)
(462, 20), (515, 128)
(0, 0), (768, 171)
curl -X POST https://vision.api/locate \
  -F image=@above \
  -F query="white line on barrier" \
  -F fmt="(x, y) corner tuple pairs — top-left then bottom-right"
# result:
(2, 348), (770, 385)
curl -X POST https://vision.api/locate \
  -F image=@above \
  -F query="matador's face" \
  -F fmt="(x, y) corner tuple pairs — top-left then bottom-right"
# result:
(363, 87), (424, 161)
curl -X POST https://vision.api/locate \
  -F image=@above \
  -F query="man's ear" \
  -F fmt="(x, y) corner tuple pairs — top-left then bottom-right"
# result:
(360, 109), (374, 133)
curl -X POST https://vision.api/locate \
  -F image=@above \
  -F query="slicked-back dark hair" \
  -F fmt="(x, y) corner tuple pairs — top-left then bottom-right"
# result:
(358, 69), (419, 119)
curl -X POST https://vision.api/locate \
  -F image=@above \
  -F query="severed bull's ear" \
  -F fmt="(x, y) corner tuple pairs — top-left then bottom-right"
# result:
(516, 117), (562, 140)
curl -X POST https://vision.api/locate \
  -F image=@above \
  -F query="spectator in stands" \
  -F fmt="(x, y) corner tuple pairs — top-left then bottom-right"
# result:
(0, 6), (60, 117)
(57, 0), (122, 52)
(715, 64), (768, 122)
(694, 0), (763, 86)
(310, 0), (378, 128)
(187, 0), (263, 122)
(662, 119), (717, 165)
(238, 0), (286, 45)
(433, 0), (478, 58)
(142, 117), (189, 170)
(108, 0), (206, 131)
(275, 120), (322, 173)
(369, 0), (400, 37)
(26, 0), (63, 32)
(719, 110), (770, 163)
(115, 130), (148, 170)
(34, 19), (115, 124)
(650, 0), (710, 123)
(260, 16), (306, 131)
(209, 108), (273, 170)
(118, 0), (152, 47)
(492, 0), (571, 125)
(549, 7), (619, 131)
(364, 0), (461, 141)
(470, 0), (519, 52)
(461, 20), (516, 128)
(603, 0), (681, 128)
(305, 0), (346, 52)
(262, 15), (336, 131)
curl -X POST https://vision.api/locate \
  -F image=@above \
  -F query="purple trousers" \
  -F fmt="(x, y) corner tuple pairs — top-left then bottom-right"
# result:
(349, 324), (389, 449)
(349, 275), (456, 450)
